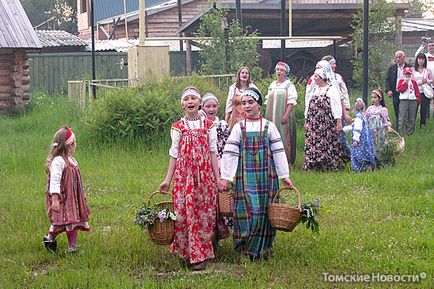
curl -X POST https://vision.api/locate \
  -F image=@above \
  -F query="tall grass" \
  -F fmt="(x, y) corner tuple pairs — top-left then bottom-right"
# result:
(0, 95), (432, 288)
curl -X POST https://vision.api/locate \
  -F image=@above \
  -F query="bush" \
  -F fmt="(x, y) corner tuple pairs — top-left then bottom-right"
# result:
(83, 75), (227, 143)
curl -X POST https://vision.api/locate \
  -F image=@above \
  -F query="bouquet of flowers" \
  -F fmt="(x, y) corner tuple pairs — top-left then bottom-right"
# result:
(134, 203), (176, 230)
(300, 198), (320, 233)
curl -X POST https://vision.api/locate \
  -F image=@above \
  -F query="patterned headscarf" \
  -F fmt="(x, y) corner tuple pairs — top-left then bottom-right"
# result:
(275, 61), (290, 79)
(314, 60), (334, 82)
(241, 88), (263, 106)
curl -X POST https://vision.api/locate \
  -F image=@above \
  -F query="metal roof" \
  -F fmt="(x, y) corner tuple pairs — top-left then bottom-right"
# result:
(93, 0), (169, 25)
(0, 0), (42, 49)
(262, 39), (334, 49)
(35, 30), (88, 48)
(402, 18), (434, 32)
(88, 38), (200, 52)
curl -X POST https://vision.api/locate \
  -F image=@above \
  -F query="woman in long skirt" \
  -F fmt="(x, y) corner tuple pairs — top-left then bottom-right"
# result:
(265, 62), (298, 166)
(303, 65), (348, 171)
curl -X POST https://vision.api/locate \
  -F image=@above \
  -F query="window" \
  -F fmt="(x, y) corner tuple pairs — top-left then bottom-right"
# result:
(81, 0), (87, 13)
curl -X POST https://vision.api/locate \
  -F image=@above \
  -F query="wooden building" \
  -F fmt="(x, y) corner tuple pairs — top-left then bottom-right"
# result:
(0, 0), (42, 114)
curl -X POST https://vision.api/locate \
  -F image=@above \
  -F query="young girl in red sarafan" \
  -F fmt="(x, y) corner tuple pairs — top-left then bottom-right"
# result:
(160, 87), (220, 271)
(43, 126), (91, 253)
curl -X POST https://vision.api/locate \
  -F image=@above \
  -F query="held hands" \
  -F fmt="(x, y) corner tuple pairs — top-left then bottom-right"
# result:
(352, 140), (359, 147)
(281, 117), (288, 124)
(219, 179), (230, 191)
(387, 91), (393, 97)
(344, 114), (353, 124)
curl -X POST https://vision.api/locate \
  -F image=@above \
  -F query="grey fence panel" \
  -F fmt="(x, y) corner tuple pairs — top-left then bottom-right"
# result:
(29, 51), (203, 95)
(28, 52), (129, 95)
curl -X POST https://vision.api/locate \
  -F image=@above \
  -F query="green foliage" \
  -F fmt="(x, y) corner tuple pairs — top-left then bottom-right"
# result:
(20, 0), (77, 33)
(197, 7), (262, 76)
(300, 198), (321, 233)
(403, 0), (434, 18)
(82, 75), (227, 143)
(351, 0), (397, 89)
(134, 205), (176, 229)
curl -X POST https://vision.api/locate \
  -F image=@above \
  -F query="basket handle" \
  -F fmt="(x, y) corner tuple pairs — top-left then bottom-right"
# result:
(389, 129), (402, 139)
(271, 186), (302, 211)
(148, 191), (174, 207)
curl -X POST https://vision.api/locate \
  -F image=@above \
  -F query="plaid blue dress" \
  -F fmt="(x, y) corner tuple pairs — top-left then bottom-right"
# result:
(233, 120), (280, 258)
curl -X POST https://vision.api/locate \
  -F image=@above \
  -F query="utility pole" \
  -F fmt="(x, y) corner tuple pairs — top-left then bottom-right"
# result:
(362, 0), (369, 104)
(90, 0), (96, 98)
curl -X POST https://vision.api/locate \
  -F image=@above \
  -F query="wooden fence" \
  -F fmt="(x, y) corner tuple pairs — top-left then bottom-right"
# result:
(67, 74), (234, 111)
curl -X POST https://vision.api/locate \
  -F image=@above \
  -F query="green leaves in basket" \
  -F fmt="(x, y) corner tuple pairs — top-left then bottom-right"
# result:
(300, 198), (321, 233)
(134, 203), (176, 229)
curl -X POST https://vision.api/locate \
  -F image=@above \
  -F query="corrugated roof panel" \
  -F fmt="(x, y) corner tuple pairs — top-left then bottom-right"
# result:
(0, 0), (41, 48)
(88, 38), (200, 52)
(402, 18), (434, 32)
(35, 30), (88, 48)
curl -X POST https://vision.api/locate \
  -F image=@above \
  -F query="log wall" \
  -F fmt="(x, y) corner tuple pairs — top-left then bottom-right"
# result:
(0, 50), (30, 114)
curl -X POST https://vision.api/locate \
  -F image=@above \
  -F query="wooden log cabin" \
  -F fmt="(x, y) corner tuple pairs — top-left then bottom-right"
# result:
(0, 0), (42, 114)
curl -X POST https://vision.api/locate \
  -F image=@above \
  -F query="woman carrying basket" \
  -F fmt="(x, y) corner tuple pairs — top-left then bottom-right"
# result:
(219, 88), (292, 261)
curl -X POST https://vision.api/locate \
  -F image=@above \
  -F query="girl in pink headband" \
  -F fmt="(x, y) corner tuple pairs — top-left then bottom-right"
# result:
(365, 88), (393, 166)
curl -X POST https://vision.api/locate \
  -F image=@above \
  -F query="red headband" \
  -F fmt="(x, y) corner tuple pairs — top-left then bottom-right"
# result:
(65, 127), (75, 145)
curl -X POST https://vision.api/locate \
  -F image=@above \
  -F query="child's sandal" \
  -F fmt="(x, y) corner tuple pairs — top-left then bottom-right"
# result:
(42, 235), (57, 252)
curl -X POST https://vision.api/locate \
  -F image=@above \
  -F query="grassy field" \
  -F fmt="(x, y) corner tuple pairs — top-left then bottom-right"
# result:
(0, 95), (433, 288)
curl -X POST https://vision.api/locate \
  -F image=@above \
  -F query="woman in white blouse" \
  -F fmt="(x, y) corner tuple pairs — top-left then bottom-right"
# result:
(219, 87), (292, 261)
(414, 53), (434, 128)
(264, 61), (298, 166)
(225, 66), (257, 129)
(302, 64), (349, 171)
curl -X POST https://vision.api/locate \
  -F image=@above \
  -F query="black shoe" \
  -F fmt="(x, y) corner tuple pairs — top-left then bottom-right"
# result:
(43, 235), (57, 252)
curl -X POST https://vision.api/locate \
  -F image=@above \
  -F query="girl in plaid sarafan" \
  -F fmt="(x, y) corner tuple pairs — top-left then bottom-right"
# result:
(219, 88), (292, 261)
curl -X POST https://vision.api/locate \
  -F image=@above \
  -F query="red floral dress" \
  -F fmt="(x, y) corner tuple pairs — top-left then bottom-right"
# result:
(169, 118), (217, 264)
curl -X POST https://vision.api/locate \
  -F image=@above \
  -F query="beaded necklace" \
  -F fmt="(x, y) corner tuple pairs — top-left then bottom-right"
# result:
(184, 117), (202, 140)
(243, 116), (262, 155)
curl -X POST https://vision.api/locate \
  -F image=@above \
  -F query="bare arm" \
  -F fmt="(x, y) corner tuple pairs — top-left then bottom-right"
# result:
(159, 157), (177, 193)
(210, 151), (220, 183)
(225, 112), (232, 123)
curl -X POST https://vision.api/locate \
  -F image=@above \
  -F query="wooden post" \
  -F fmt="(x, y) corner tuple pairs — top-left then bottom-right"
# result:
(186, 38), (192, 76)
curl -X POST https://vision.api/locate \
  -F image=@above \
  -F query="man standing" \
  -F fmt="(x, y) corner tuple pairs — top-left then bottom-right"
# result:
(386, 51), (412, 127)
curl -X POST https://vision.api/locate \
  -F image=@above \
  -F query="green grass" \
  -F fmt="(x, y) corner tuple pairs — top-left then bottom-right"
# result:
(0, 95), (433, 288)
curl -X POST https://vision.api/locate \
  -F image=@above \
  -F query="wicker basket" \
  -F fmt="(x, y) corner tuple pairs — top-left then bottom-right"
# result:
(389, 130), (405, 154)
(218, 190), (234, 217)
(267, 187), (302, 232)
(147, 191), (175, 245)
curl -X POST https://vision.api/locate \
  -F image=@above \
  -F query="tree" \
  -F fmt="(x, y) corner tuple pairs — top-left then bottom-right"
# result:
(351, 0), (397, 89)
(20, 0), (77, 34)
(196, 7), (262, 78)
(403, 0), (434, 18)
